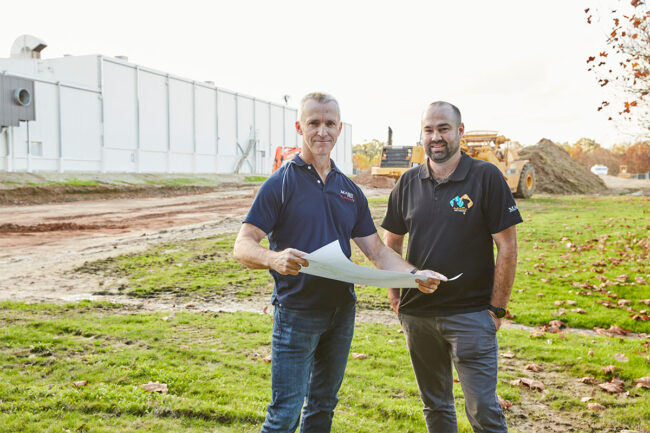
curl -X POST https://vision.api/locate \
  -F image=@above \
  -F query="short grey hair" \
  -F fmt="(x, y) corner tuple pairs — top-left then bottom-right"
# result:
(425, 101), (462, 126)
(298, 92), (340, 121)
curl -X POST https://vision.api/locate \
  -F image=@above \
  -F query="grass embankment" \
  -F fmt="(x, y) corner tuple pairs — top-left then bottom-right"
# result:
(1, 196), (648, 432)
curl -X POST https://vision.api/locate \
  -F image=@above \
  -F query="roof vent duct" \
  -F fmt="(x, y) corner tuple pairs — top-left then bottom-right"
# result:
(10, 35), (47, 59)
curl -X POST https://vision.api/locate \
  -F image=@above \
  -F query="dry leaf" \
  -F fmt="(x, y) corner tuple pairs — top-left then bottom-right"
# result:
(529, 329), (545, 338)
(453, 378), (460, 383)
(351, 353), (367, 359)
(262, 355), (272, 363)
(598, 381), (624, 393)
(578, 377), (596, 384)
(581, 396), (592, 402)
(588, 350), (594, 357)
(524, 363), (544, 372)
(588, 402), (606, 411)
(566, 300), (577, 306)
(510, 378), (544, 391)
(501, 350), (515, 358)
(498, 395), (512, 410)
(397, 329), (404, 333)
(614, 353), (629, 363)
(139, 381), (168, 393)
(634, 376), (650, 389)
(545, 320), (565, 333)
(73, 380), (88, 387)
(554, 300), (565, 306)
(603, 365), (618, 374)
(179, 345), (191, 350)
(572, 308), (586, 314)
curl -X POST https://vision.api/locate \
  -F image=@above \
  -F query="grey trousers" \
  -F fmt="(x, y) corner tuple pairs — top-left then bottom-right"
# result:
(399, 310), (508, 433)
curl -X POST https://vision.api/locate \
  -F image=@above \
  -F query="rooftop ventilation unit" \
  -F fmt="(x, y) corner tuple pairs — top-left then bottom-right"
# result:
(10, 35), (47, 59)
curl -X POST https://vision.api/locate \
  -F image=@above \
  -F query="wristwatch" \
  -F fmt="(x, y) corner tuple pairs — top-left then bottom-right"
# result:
(488, 305), (506, 318)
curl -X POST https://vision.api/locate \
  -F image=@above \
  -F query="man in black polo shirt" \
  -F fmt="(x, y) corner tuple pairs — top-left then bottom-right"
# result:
(382, 101), (522, 433)
(233, 92), (445, 433)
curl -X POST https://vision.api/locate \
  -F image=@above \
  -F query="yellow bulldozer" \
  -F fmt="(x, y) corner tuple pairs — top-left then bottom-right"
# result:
(371, 128), (536, 198)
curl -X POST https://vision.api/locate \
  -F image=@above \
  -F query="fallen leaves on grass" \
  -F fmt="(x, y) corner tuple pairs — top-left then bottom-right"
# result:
(581, 396), (592, 402)
(603, 365), (618, 374)
(529, 329), (545, 338)
(498, 395), (512, 410)
(139, 382), (168, 394)
(614, 353), (629, 363)
(593, 324), (631, 337)
(351, 353), (367, 359)
(571, 308), (586, 314)
(510, 378), (544, 391)
(501, 350), (515, 358)
(588, 350), (595, 357)
(524, 363), (544, 372)
(544, 320), (565, 333)
(73, 380), (88, 387)
(599, 380), (624, 394)
(634, 376), (650, 389)
(262, 355), (272, 363)
(588, 402), (606, 411)
(578, 377), (596, 384)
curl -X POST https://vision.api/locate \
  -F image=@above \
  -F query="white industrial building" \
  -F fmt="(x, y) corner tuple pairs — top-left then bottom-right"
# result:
(0, 35), (353, 174)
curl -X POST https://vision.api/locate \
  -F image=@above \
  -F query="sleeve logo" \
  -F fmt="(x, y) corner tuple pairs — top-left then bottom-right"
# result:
(508, 205), (518, 213)
(449, 194), (473, 214)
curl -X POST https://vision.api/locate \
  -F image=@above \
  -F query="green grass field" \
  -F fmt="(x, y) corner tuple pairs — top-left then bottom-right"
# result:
(1, 195), (649, 432)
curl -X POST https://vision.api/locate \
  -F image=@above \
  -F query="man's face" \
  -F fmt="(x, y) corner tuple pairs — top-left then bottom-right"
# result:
(421, 106), (464, 163)
(295, 100), (342, 159)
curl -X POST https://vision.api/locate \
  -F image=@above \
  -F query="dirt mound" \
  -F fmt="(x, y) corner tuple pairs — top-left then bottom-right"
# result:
(519, 139), (608, 195)
(351, 169), (396, 189)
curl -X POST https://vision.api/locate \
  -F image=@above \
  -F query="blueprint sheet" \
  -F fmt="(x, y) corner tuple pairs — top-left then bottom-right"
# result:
(300, 240), (422, 288)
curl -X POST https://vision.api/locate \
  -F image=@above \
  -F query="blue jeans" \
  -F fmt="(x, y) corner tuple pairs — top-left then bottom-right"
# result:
(260, 302), (356, 433)
(399, 310), (507, 433)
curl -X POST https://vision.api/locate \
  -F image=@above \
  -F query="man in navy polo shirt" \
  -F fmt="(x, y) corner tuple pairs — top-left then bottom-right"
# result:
(233, 92), (445, 433)
(382, 101), (522, 433)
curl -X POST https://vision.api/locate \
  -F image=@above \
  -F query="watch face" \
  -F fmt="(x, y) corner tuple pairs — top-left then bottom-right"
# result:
(496, 308), (506, 318)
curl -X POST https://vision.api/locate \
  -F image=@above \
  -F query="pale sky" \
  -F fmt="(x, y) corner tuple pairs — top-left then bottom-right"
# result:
(3, 0), (642, 148)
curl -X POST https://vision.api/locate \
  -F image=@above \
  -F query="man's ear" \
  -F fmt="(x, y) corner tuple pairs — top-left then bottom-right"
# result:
(338, 122), (343, 134)
(458, 122), (465, 138)
(295, 121), (303, 135)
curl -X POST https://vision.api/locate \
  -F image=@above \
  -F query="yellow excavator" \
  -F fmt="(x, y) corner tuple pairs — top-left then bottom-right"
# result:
(371, 128), (536, 198)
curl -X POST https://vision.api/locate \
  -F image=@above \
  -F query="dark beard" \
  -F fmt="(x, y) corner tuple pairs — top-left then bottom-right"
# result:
(426, 141), (454, 163)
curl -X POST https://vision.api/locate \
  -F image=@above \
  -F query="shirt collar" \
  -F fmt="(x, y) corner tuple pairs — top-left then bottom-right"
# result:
(418, 151), (472, 182)
(292, 154), (342, 174)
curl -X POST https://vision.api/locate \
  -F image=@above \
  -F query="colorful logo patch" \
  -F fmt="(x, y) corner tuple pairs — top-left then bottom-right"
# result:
(340, 189), (355, 202)
(449, 194), (473, 214)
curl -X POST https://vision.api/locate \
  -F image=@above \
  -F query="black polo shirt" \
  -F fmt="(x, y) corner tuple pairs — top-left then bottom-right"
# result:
(381, 152), (523, 316)
(243, 155), (376, 310)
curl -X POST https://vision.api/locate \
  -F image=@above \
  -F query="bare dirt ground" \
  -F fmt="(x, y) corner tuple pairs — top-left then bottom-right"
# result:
(0, 177), (646, 433)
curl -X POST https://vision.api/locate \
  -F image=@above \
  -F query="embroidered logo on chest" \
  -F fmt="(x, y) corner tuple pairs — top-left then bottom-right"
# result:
(449, 194), (473, 214)
(340, 189), (355, 202)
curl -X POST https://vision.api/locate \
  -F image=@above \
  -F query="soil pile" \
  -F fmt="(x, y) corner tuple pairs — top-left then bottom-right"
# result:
(519, 139), (608, 195)
(351, 169), (396, 189)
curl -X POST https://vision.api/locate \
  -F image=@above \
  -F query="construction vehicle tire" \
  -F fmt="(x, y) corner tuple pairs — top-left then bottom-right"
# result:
(514, 163), (535, 198)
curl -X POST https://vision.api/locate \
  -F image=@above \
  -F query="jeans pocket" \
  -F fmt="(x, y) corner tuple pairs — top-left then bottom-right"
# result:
(454, 311), (497, 360)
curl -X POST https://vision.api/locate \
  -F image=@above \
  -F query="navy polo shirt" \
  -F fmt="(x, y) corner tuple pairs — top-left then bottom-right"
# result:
(243, 155), (376, 309)
(381, 152), (523, 316)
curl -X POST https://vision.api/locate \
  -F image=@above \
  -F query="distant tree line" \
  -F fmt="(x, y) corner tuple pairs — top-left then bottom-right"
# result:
(559, 138), (650, 175)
